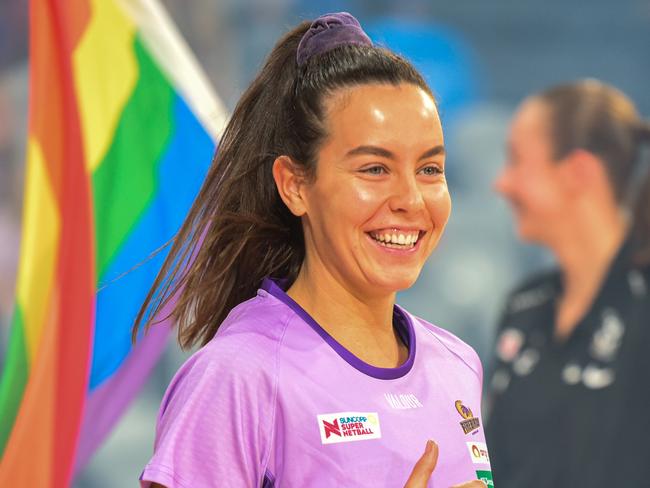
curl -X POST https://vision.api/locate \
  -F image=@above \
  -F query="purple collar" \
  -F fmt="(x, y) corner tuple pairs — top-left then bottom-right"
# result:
(260, 277), (416, 380)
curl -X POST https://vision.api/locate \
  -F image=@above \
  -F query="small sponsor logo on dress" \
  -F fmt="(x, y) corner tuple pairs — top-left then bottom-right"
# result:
(628, 270), (647, 297)
(512, 348), (540, 376)
(466, 442), (490, 465)
(582, 363), (615, 389)
(476, 470), (494, 487)
(497, 328), (524, 363)
(589, 308), (625, 362)
(562, 362), (616, 389)
(508, 285), (554, 313)
(491, 368), (511, 393)
(455, 400), (480, 435)
(317, 412), (381, 445)
(384, 393), (423, 409)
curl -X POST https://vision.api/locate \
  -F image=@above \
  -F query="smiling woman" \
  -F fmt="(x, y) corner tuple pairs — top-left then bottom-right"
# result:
(135, 12), (489, 488)
(276, 83), (451, 316)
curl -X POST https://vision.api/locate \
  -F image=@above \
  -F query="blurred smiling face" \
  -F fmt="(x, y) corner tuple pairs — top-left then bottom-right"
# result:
(300, 83), (450, 296)
(495, 98), (571, 244)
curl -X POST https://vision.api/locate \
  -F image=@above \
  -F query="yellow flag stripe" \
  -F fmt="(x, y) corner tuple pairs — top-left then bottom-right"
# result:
(73, 0), (138, 173)
(15, 139), (61, 362)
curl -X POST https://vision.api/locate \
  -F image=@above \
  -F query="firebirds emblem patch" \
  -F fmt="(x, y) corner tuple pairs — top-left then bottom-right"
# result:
(455, 400), (480, 435)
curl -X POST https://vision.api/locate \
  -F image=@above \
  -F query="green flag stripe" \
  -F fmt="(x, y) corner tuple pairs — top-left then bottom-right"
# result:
(0, 306), (30, 457)
(92, 35), (175, 279)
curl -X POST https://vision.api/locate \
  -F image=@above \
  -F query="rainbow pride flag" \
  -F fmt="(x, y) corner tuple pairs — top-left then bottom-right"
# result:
(0, 0), (226, 485)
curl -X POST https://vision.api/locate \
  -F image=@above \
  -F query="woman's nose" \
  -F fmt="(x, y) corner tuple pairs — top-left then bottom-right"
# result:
(493, 165), (511, 196)
(388, 174), (426, 213)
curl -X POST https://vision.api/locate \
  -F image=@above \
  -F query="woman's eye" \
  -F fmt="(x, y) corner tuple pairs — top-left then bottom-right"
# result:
(362, 166), (387, 175)
(420, 165), (443, 176)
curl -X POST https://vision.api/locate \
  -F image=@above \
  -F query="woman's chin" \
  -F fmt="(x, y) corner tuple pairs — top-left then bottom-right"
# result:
(365, 270), (421, 295)
(516, 223), (547, 245)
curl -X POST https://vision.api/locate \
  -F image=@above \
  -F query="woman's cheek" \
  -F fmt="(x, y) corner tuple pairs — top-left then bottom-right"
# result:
(352, 183), (386, 205)
(338, 185), (388, 222)
(428, 184), (452, 227)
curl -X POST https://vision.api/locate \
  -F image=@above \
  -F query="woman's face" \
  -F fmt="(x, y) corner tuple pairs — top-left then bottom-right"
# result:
(299, 83), (450, 296)
(494, 98), (571, 244)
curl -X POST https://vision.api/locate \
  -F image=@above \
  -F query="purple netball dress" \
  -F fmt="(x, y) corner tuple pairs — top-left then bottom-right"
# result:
(140, 278), (493, 487)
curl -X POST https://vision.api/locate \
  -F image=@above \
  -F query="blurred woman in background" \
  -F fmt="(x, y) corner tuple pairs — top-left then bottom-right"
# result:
(487, 80), (650, 488)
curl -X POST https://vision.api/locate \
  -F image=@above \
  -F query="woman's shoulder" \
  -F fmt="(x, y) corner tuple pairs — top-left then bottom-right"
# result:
(503, 269), (560, 315)
(162, 292), (293, 399)
(214, 289), (293, 344)
(406, 311), (483, 382)
(147, 294), (288, 486)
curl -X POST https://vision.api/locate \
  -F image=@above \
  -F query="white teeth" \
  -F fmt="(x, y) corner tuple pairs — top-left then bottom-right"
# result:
(369, 230), (420, 248)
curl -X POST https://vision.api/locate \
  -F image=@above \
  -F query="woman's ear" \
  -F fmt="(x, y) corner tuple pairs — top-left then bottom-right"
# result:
(562, 149), (611, 198)
(272, 156), (308, 217)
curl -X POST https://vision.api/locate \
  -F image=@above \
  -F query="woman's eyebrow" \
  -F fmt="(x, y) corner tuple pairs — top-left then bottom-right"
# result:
(345, 145), (395, 159)
(345, 145), (445, 160)
(418, 145), (445, 160)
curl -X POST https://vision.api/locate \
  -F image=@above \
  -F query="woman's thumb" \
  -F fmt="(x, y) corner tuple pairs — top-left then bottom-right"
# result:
(404, 440), (439, 488)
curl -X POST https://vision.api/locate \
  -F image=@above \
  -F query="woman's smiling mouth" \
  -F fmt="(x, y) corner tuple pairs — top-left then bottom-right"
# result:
(367, 229), (426, 250)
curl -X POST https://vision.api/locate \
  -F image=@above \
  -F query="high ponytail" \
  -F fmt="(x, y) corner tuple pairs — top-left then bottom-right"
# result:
(536, 80), (650, 267)
(132, 19), (432, 348)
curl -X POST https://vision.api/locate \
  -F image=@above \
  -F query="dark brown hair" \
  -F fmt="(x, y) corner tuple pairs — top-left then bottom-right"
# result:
(132, 21), (433, 348)
(536, 80), (650, 265)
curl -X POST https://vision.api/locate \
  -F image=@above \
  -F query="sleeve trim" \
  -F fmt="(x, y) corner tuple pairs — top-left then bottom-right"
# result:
(140, 463), (192, 488)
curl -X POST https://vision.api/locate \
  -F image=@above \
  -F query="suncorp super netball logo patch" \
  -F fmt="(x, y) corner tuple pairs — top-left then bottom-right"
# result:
(317, 412), (381, 445)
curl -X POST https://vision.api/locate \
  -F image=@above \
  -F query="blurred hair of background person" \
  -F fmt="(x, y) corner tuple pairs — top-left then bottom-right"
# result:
(486, 80), (650, 488)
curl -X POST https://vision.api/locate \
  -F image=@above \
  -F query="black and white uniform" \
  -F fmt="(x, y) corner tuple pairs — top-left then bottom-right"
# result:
(486, 241), (650, 488)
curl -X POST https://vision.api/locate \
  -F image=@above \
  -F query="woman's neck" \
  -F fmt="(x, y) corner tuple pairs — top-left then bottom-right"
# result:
(286, 261), (408, 368)
(551, 210), (628, 340)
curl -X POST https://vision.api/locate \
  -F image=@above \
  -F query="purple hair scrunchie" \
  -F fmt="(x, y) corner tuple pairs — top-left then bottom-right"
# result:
(296, 12), (373, 66)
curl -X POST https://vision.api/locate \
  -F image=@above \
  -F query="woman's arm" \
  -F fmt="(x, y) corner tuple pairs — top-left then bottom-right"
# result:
(140, 340), (275, 487)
